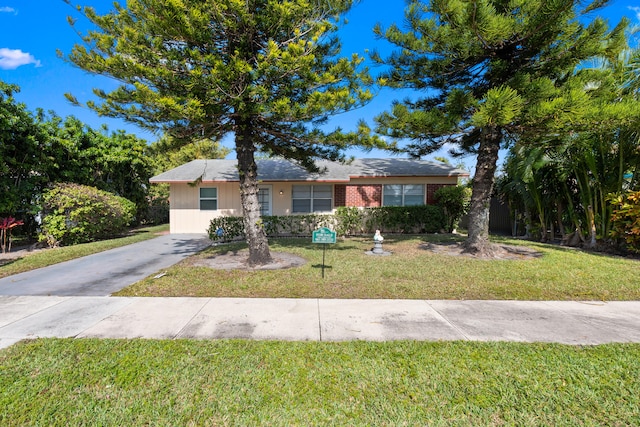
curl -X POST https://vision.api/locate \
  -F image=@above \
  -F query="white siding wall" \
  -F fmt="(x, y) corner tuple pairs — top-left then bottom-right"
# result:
(169, 182), (304, 233)
(169, 182), (241, 234)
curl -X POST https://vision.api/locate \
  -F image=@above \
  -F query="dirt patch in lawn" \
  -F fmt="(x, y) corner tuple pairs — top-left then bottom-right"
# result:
(191, 249), (307, 271)
(420, 241), (542, 260)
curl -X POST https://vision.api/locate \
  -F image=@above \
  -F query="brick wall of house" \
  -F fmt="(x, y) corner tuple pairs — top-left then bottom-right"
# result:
(334, 185), (346, 207)
(426, 183), (453, 204)
(337, 183), (455, 207)
(334, 184), (382, 207)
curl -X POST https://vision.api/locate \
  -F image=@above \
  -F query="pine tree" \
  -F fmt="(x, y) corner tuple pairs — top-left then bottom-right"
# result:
(373, 0), (627, 255)
(63, 0), (377, 265)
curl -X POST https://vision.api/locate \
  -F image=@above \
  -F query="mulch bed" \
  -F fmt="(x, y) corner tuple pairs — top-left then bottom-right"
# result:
(191, 250), (307, 271)
(419, 241), (542, 260)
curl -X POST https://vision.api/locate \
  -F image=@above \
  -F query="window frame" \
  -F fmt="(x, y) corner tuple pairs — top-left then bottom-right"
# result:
(199, 187), (218, 211)
(258, 185), (272, 216)
(382, 184), (425, 207)
(292, 184), (333, 213)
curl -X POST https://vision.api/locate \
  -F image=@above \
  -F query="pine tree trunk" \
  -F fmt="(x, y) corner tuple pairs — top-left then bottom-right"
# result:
(463, 127), (501, 256)
(235, 122), (272, 266)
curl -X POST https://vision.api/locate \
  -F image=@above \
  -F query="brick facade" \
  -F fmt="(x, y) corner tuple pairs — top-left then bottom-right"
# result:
(426, 183), (452, 204)
(336, 183), (454, 207)
(334, 185), (346, 207)
(334, 184), (382, 207)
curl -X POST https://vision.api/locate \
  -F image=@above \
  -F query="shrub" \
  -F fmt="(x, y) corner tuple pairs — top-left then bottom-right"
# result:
(208, 205), (446, 241)
(365, 205), (445, 234)
(40, 183), (136, 246)
(434, 185), (472, 232)
(208, 214), (336, 241)
(334, 207), (365, 236)
(609, 191), (640, 252)
(208, 216), (246, 241)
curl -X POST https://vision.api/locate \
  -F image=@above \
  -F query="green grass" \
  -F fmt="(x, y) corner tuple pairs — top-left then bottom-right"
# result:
(1, 339), (639, 426)
(116, 235), (640, 300)
(0, 224), (169, 279)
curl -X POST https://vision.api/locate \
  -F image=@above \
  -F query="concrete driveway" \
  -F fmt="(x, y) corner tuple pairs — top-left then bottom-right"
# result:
(0, 234), (210, 296)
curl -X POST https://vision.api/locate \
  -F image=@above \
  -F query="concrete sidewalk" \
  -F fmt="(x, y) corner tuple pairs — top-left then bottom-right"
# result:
(2, 296), (640, 349)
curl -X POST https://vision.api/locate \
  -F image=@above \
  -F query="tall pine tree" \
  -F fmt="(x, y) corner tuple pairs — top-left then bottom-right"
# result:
(373, 0), (627, 255)
(63, 0), (377, 265)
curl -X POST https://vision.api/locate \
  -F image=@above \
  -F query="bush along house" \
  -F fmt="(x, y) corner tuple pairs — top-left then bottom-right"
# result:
(150, 158), (469, 234)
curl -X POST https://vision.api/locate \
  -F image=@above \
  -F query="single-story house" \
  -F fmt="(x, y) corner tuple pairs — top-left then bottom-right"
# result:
(150, 158), (470, 234)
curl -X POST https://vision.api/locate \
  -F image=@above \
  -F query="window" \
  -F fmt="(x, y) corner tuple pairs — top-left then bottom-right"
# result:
(258, 186), (271, 216)
(200, 187), (218, 210)
(292, 185), (332, 213)
(383, 184), (424, 206)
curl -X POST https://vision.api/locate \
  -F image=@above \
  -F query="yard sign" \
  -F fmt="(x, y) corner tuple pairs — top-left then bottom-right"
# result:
(312, 227), (337, 244)
(312, 227), (336, 278)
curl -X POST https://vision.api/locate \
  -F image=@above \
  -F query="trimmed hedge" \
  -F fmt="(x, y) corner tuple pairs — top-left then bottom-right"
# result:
(40, 183), (136, 246)
(208, 205), (445, 241)
(365, 205), (445, 234)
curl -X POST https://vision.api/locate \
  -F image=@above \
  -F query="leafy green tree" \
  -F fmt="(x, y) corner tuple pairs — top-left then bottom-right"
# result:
(373, 0), (627, 255)
(38, 113), (153, 219)
(63, 0), (380, 265)
(0, 81), (49, 232)
(498, 145), (572, 242)
(563, 50), (640, 245)
(146, 135), (231, 175)
(498, 48), (640, 247)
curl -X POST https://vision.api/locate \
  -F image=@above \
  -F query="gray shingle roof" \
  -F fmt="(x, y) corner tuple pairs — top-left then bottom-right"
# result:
(150, 158), (469, 183)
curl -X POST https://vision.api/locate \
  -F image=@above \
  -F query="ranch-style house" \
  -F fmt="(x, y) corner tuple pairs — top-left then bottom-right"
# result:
(150, 158), (469, 234)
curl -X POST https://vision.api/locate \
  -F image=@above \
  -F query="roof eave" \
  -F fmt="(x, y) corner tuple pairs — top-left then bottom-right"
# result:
(151, 178), (352, 183)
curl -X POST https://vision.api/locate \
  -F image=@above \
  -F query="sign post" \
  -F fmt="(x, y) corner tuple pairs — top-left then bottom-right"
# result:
(312, 227), (337, 278)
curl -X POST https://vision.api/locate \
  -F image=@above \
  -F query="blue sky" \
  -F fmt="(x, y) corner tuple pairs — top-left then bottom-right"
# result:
(1, 0), (638, 173)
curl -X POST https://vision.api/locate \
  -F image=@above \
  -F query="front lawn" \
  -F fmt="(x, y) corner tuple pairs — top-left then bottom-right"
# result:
(1, 339), (638, 426)
(116, 235), (640, 300)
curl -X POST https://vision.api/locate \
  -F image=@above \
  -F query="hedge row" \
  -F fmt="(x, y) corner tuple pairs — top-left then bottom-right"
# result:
(208, 205), (445, 241)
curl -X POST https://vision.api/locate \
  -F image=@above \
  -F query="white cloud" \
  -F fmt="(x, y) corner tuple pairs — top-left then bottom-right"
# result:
(0, 6), (16, 14)
(629, 6), (640, 22)
(0, 48), (41, 70)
